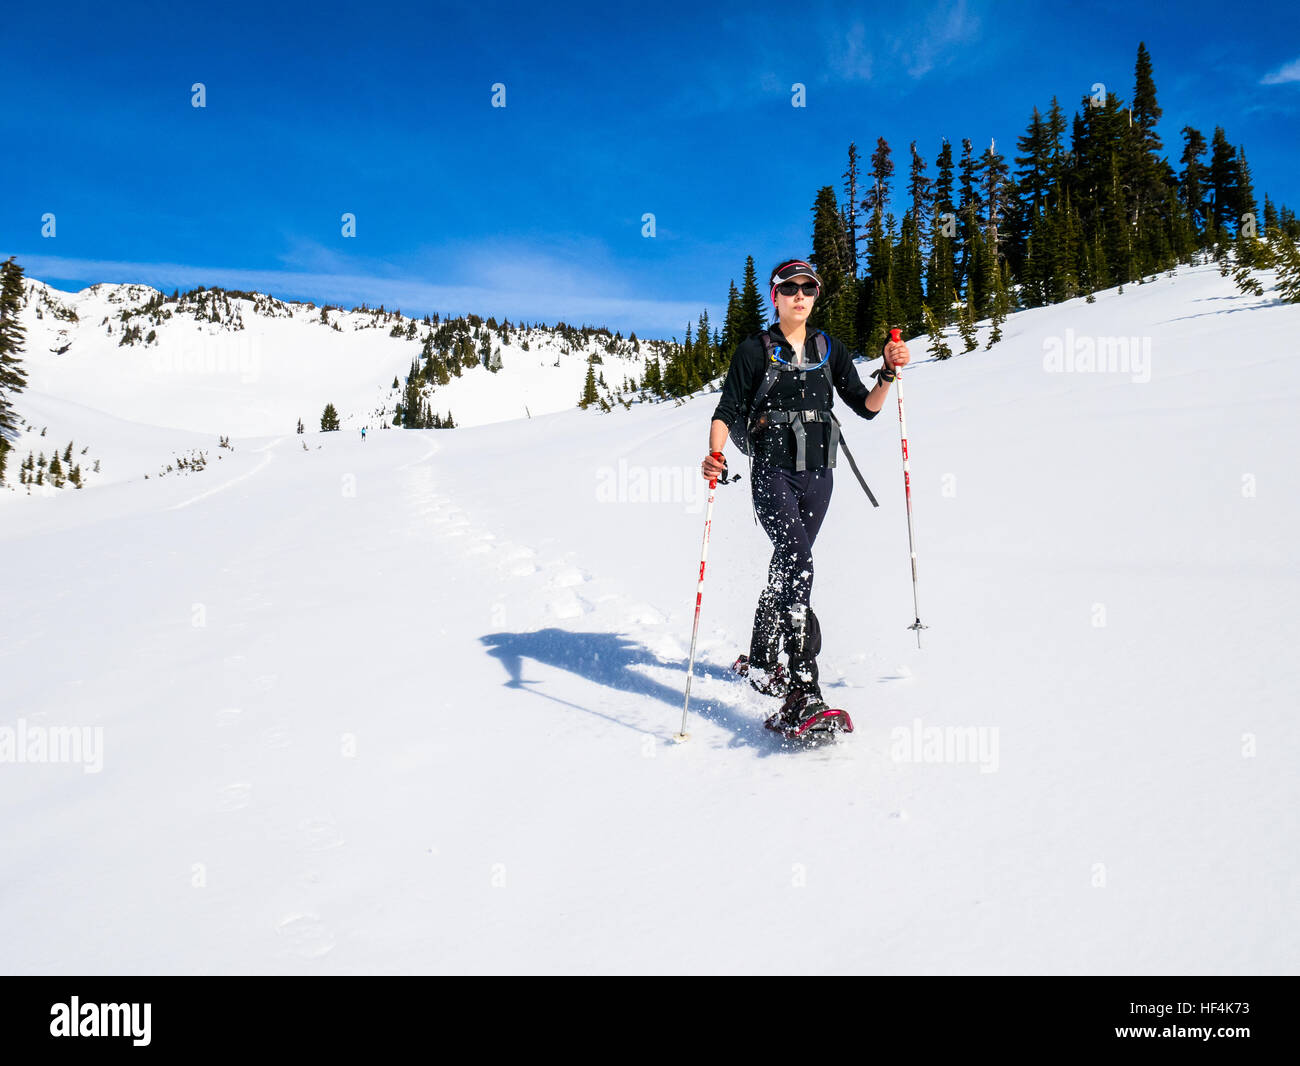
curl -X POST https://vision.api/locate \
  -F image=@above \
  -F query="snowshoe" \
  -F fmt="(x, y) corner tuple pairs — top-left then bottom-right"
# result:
(732, 655), (790, 697)
(764, 688), (853, 741)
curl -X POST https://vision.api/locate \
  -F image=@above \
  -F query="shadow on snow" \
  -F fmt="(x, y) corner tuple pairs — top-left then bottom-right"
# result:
(480, 629), (786, 752)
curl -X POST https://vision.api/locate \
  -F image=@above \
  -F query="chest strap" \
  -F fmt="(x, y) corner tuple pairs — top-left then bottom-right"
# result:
(760, 409), (834, 472)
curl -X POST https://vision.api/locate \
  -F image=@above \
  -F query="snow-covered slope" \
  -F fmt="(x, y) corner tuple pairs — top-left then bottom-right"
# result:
(1, 262), (1296, 974)
(10, 277), (652, 450)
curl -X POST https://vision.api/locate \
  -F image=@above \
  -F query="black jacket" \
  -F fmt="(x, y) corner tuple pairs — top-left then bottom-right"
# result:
(711, 324), (882, 470)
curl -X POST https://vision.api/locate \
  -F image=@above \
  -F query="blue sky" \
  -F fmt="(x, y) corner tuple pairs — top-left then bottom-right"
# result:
(2, 0), (1297, 337)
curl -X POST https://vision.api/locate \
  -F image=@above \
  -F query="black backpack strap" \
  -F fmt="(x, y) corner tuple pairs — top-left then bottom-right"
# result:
(750, 332), (783, 430)
(829, 412), (879, 507)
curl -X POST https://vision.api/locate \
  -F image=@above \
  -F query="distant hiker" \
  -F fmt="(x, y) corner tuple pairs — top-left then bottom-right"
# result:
(361, 427), (367, 440)
(701, 258), (910, 731)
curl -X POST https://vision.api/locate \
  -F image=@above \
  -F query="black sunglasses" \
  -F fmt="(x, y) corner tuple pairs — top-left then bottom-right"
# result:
(776, 281), (818, 297)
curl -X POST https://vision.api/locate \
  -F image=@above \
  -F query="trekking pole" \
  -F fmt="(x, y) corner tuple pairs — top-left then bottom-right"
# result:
(675, 453), (724, 742)
(890, 328), (928, 648)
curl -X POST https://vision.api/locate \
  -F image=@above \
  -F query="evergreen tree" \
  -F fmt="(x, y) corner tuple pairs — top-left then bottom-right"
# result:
(579, 364), (599, 409)
(1263, 194), (1279, 236)
(926, 139), (958, 325)
(320, 403), (340, 431)
(956, 300), (978, 353)
(643, 357), (663, 397)
(809, 186), (857, 348)
(1208, 127), (1239, 239)
(1232, 146), (1257, 234)
(720, 280), (742, 360)
(1010, 106), (1048, 288)
(907, 140), (933, 242)
(1179, 126), (1209, 243)
(680, 323), (702, 393)
(863, 136), (893, 224)
(0, 257), (31, 449)
(922, 304), (953, 360)
(736, 256), (766, 338)
(704, 309), (722, 379)
(401, 358), (425, 427)
(979, 138), (1011, 313)
(841, 142), (864, 275)
(297, 417), (304, 434)
(955, 138), (980, 299)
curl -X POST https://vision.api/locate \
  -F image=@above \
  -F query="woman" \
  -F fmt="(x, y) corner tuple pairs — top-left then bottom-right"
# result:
(701, 258), (910, 731)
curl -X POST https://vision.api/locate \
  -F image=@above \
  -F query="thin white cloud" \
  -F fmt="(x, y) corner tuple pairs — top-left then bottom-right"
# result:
(1260, 57), (1300, 85)
(893, 0), (982, 81)
(827, 20), (874, 83)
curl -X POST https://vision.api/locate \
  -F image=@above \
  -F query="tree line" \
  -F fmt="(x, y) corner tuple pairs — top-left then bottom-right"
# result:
(647, 42), (1300, 397)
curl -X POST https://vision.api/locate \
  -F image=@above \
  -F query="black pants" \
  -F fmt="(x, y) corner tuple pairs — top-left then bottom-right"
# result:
(748, 461), (833, 693)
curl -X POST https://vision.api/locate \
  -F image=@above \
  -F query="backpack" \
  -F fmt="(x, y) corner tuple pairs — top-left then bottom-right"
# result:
(728, 328), (879, 507)
(728, 330), (831, 458)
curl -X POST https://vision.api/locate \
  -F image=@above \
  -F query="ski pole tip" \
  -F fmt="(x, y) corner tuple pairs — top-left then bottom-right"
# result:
(672, 732), (690, 744)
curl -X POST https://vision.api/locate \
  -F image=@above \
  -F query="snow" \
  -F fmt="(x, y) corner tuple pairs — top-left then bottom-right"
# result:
(1, 262), (1297, 974)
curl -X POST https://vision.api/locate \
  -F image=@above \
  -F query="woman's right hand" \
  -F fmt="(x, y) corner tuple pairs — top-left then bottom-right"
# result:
(701, 451), (727, 482)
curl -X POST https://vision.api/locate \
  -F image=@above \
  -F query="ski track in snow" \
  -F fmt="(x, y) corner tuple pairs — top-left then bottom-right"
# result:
(168, 436), (285, 511)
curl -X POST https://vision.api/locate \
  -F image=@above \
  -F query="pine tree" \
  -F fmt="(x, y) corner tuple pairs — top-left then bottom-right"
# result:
(579, 364), (599, 409)
(1269, 232), (1300, 302)
(320, 403), (340, 431)
(956, 300), (978, 353)
(1179, 126), (1209, 244)
(297, 417), (304, 434)
(720, 280), (743, 361)
(736, 256), (766, 338)
(841, 142), (863, 275)
(0, 257), (31, 447)
(926, 139), (958, 325)
(978, 138), (1010, 314)
(809, 186), (857, 348)
(1208, 127), (1238, 240)
(1011, 107), (1051, 296)
(1232, 146), (1257, 234)
(955, 138), (979, 299)
(922, 304), (953, 361)
(863, 137), (893, 225)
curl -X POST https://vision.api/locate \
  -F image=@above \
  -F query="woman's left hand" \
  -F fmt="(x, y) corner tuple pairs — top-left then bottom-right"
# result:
(884, 339), (911, 370)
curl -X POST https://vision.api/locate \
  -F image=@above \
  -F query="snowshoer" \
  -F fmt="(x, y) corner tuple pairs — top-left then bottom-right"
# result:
(701, 259), (910, 734)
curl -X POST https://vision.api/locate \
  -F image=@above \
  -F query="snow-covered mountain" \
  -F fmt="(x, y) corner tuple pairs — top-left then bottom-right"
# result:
(1, 261), (1297, 974)
(4, 277), (659, 494)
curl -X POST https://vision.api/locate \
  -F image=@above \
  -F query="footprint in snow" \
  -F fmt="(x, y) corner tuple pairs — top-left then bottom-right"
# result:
(548, 591), (586, 619)
(297, 816), (345, 852)
(550, 567), (589, 588)
(216, 782), (253, 812)
(274, 913), (335, 959)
